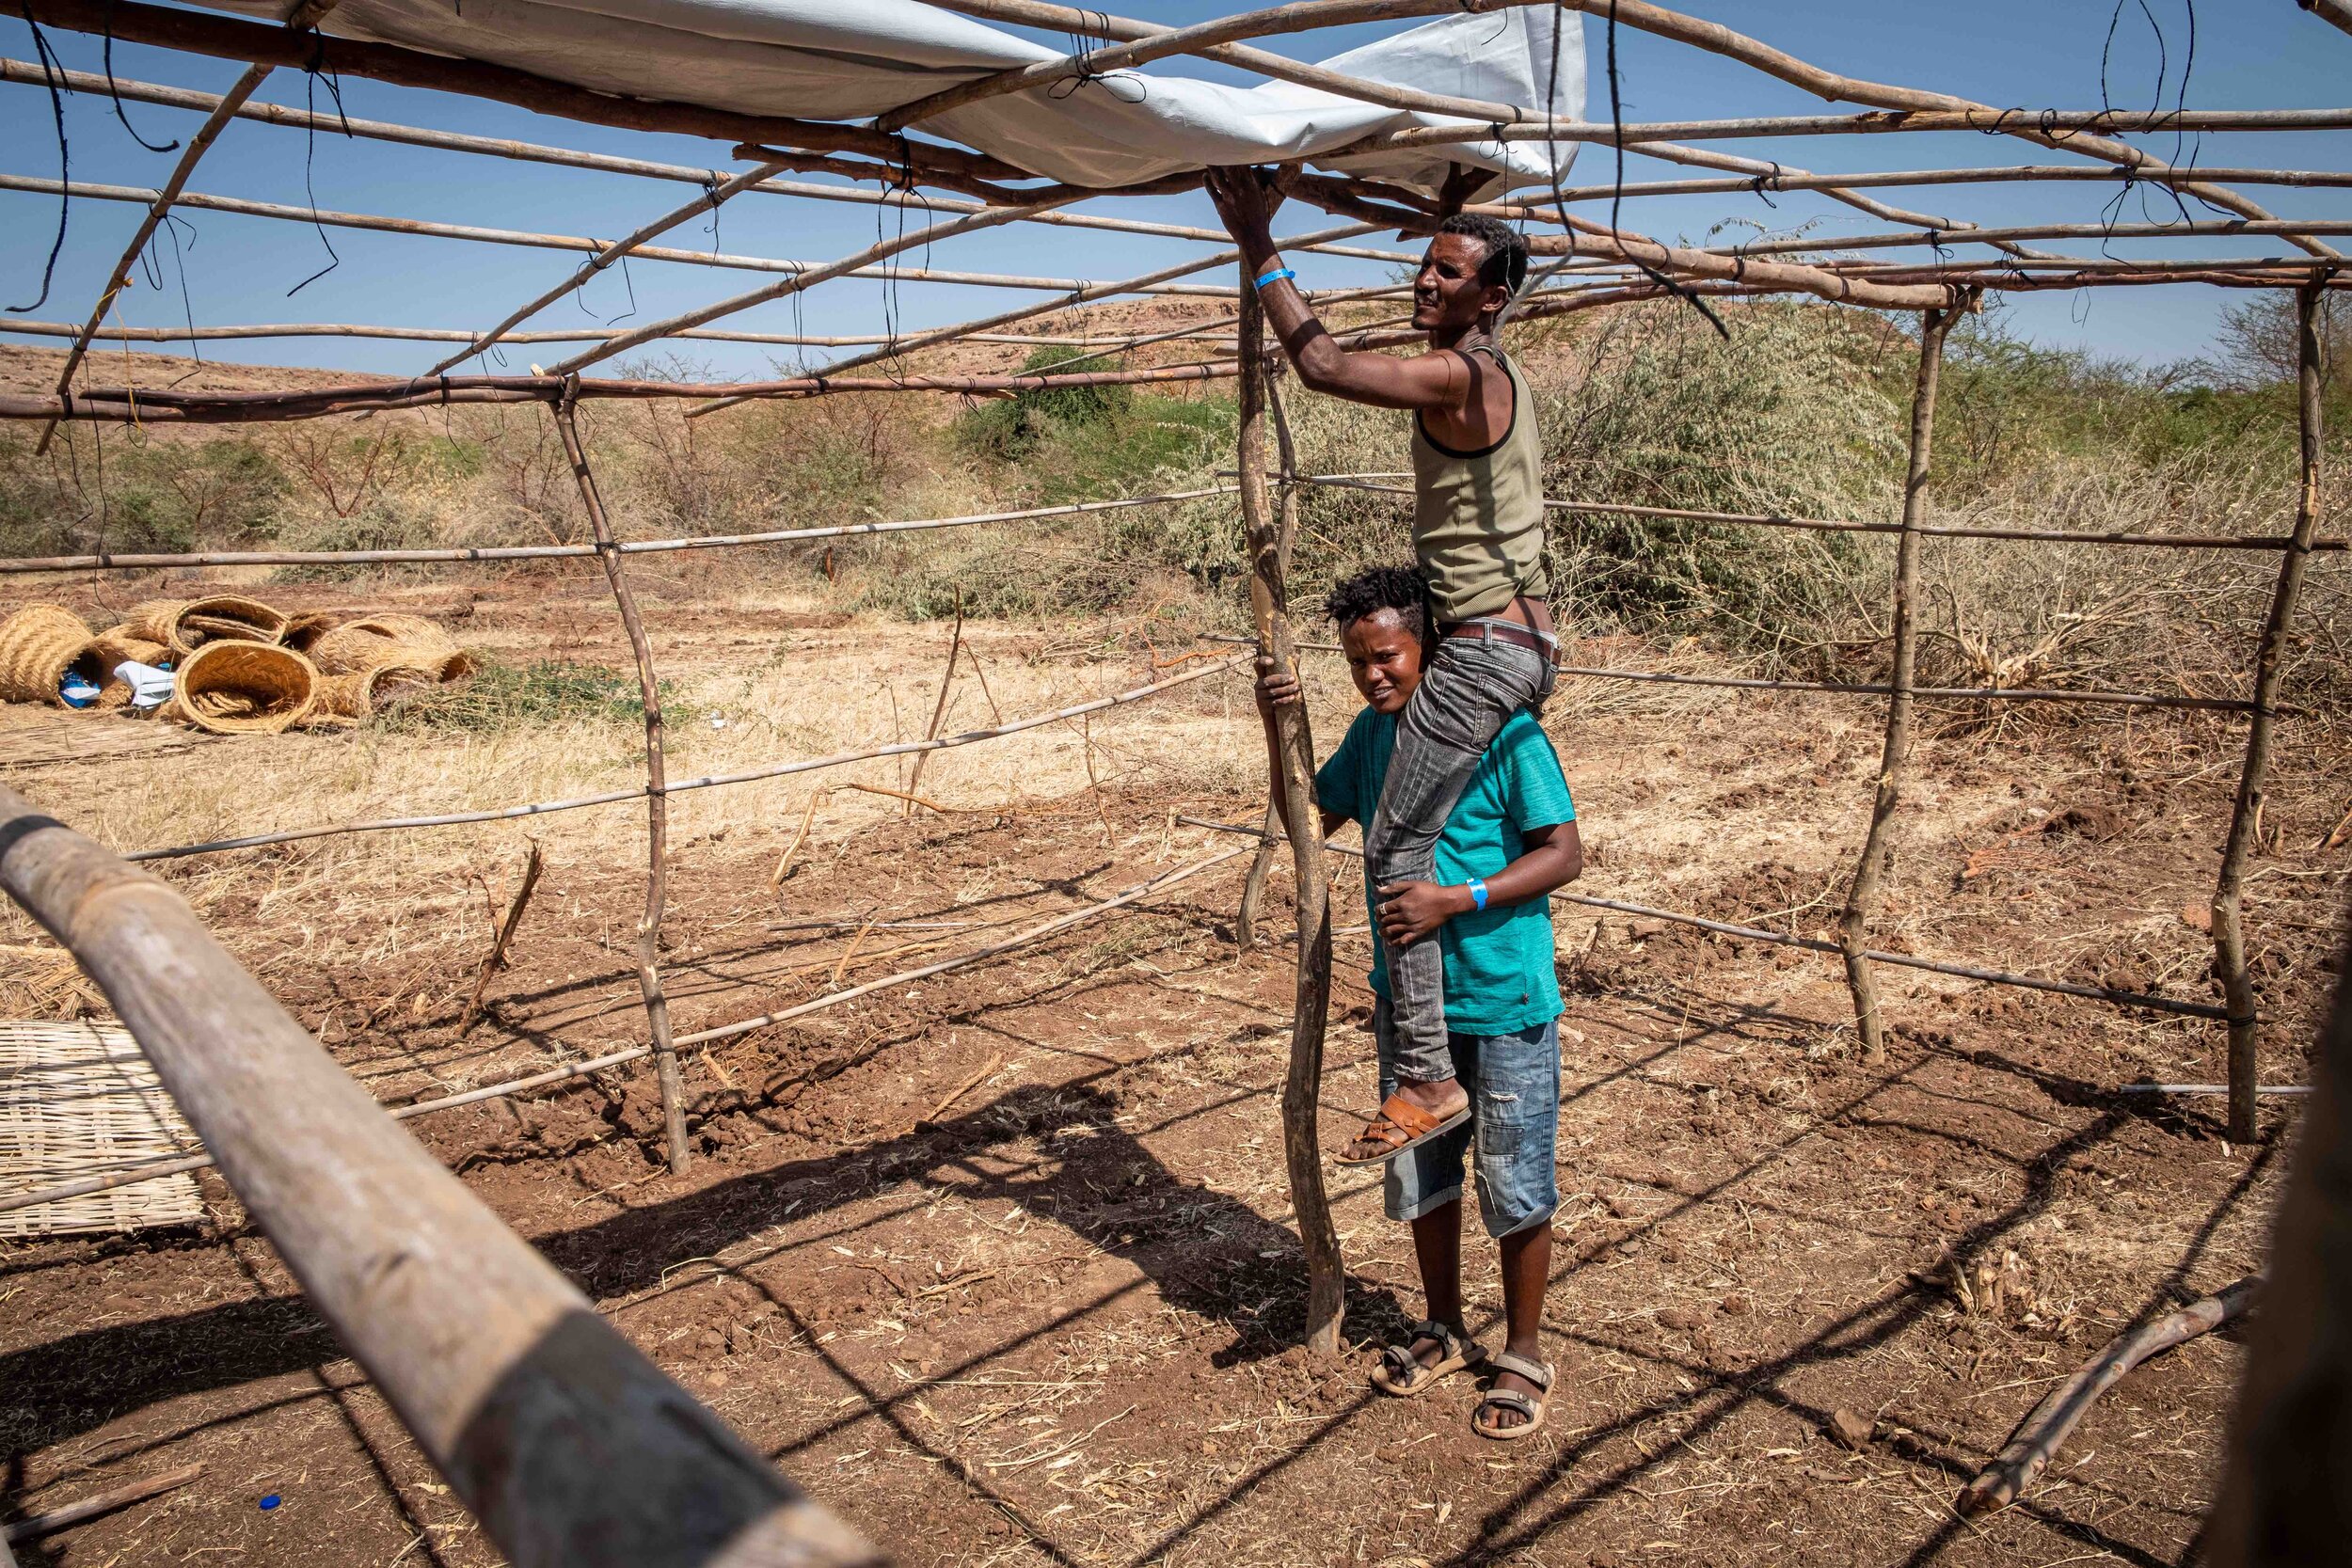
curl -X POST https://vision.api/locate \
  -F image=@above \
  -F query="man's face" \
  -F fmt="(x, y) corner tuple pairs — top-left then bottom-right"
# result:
(1412, 232), (1505, 332)
(1343, 608), (1423, 715)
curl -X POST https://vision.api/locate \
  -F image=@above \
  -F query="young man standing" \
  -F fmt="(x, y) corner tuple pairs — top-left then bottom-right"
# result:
(1255, 565), (1580, 1439)
(1209, 167), (1555, 1168)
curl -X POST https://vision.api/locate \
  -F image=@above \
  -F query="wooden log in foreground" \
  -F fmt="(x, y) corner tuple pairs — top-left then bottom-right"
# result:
(0, 784), (883, 1568)
(1956, 1277), (2259, 1516)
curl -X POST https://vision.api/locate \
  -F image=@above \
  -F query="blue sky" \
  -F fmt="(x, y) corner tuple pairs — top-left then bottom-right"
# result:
(1, 1), (2345, 381)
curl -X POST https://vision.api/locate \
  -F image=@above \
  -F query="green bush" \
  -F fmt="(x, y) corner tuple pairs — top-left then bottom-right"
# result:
(379, 657), (700, 733)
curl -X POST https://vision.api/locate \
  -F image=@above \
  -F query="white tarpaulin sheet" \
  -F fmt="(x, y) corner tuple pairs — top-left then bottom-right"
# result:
(201, 0), (1584, 194)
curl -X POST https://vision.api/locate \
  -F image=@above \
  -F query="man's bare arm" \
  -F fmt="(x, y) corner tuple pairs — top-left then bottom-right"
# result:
(1206, 167), (1470, 413)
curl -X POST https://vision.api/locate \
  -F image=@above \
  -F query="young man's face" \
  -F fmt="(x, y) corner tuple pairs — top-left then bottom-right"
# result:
(1343, 607), (1423, 715)
(1412, 232), (1507, 332)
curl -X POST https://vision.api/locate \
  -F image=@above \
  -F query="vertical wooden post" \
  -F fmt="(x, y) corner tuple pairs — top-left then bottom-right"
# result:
(2211, 279), (2331, 1146)
(554, 391), (690, 1176)
(1839, 300), (1962, 1061)
(1238, 266), (1343, 1355)
(1236, 377), (1306, 952)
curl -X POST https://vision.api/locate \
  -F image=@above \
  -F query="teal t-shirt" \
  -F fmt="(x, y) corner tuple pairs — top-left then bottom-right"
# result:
(1314, 707), (1574, 1035)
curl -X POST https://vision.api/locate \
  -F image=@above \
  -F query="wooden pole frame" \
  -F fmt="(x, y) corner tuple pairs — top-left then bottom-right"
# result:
(2211, 278), (2333, 1145)
(553, 392), (690, 1175)
(1237, 261), (1343, 1355)
(0, 784), (883, 1568)
(1838, 297), (1964, 1060)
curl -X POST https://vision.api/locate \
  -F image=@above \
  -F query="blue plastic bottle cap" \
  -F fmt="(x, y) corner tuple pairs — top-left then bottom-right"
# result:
(259, 1495), (282, 1512)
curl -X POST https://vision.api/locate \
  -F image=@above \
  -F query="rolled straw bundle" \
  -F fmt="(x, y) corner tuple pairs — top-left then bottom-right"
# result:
(318, 659), (446, 721)
(167, 594), (288, 657)
(311, 613), (468, 676)
(0, 605), (97, 705)
(124, 594), (286, 656)
(281, 610), (339, 654)
(121, 598), (186, 645)
(88, 627), (168, 670)
(170, 641), (318, 735)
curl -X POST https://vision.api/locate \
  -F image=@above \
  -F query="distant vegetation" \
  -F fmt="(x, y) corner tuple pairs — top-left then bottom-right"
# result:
(5, 293), (2343, 718)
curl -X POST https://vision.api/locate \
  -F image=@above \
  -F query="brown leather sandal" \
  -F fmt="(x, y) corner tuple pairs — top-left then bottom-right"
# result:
(1333, 1091), (1471, 1166)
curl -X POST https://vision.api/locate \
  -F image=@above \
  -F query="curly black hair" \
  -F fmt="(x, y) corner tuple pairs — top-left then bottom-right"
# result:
(1437, 212), (1529, 298)
(1325, 564), (1428, 645)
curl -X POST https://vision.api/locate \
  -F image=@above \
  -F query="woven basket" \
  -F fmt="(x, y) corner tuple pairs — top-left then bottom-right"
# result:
(167, 594), (288, 657)
(311, 613), (465, 675)
(280, 610), (339, 654)
(88, 627), (168, 671)
(319, 659), (448, 721)
(121, 598), (186, 645)
(171, 641), (318, 735)
(0, 604), (97, 705)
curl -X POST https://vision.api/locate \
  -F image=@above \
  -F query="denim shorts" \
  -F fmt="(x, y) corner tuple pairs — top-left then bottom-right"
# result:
(1373, 997), (1561, 1239)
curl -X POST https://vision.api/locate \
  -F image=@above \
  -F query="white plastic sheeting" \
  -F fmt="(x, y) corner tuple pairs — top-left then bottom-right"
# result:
(199, 0), (1583, 194)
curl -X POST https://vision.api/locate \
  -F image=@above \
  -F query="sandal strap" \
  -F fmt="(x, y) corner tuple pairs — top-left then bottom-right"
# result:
(1485, 1351), (1553, 1389)
(1372, 1092), (1449, 1139)
(1478, 1389), (1540, 1421)
(1406, 1319), (1480, 1364)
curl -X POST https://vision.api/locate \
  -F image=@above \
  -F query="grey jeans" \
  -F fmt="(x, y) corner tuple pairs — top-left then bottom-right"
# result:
(1364, 626), (1551, 1081)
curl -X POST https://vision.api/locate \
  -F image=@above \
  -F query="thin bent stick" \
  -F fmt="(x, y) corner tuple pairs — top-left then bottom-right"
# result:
(457, 839), (544, 1037)
(553, 393), (689, 1174)
(1839, 297), (1963, 1061)
(2211, 278), (2332, 1145)
(902, 593), (964, 816)
(1238, 266), (1343, 1356)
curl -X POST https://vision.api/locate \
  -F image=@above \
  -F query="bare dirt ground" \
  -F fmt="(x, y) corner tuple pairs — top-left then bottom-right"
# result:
(2, 575), (2345, 1568)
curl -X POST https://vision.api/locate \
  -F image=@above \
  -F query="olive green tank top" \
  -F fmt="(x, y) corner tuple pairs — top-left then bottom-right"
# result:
(1408, 344), (1548, 623)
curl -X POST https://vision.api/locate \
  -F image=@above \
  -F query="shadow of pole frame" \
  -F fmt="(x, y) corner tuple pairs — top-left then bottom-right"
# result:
(0, 785), (882, 1568)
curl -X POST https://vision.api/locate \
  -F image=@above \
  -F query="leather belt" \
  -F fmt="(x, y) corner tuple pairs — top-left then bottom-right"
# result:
(1436, 618), (1558, 660)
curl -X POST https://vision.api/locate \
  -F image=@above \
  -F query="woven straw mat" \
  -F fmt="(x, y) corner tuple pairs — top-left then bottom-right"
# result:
(0, 604), (96, 705)
(1, 1020), (204, 1237)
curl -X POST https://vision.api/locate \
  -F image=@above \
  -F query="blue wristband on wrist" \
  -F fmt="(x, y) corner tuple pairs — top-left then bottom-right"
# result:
(1466, 877), (1489, 912)
(1253, 265), (1295, 291)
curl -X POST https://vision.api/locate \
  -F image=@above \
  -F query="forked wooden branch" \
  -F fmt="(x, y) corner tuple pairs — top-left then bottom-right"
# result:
(1238, 266), (1343, 1356)
(1957, 1277), (2259, 1516)
(554, 396), (689, 1175)
(903, 597), (964, 816)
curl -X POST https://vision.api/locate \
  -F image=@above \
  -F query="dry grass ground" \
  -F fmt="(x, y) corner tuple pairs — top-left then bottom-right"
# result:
(3, 579), (2345, 1568)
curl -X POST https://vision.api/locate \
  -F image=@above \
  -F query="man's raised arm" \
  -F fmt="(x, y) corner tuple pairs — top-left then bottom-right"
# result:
(1205, 167), (1470, 414)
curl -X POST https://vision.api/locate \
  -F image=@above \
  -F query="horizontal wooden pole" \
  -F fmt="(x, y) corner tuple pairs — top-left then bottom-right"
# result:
(0, 784), (884, 1568)
(1534, 164), (2352, 201)
(1179, 817), (2236, 1021)
(0, 317), (1199, 349)
(0, 359), (1249, 424)
(1287, 477), (2352, 552)
(1, 485), (1236, 575)
(1371, 104), (2352, 152)
(5, 840), (1252, 1213)
(0, 174), (1242, 297)
(0, 56), (1416, 263)
(126, 653), (1248, 862)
